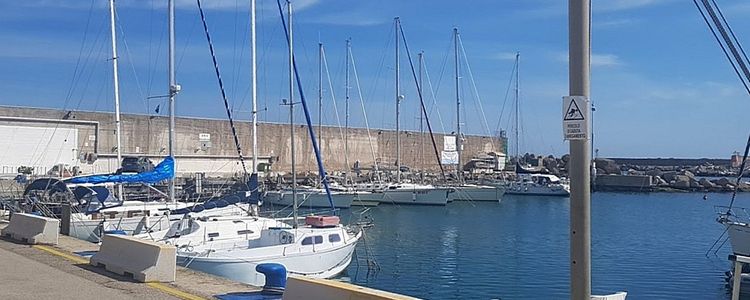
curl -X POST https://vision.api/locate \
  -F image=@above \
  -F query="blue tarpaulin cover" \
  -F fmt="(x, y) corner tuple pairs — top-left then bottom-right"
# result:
(66, 156), (175, 184)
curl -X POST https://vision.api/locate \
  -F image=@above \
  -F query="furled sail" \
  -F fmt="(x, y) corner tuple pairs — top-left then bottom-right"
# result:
(66, 156), (175, 184)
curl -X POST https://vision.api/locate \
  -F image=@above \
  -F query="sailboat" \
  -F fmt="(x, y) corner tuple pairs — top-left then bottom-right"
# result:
(163, 0), (361, 285)
(263, 41), (367, 209)
(31, 0), (189, 242)
(489, 53), (570, 197)
(45, 0), (254, 242)
(371, 17), (451, 206)
(445, 27), (505, 202)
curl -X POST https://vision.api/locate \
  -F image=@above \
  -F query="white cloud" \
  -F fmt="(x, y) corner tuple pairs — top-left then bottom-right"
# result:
(591, 54), (622, 67)
(595, 0), (673, 12)
(725, 2), (750, 14)
(490, 52), (519, 61)
(596, 18), (639, 28)
(554, 52), (623, 67)
(305, 14), (388, 27)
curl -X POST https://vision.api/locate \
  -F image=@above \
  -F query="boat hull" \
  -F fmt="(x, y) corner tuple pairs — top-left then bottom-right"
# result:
(381, 188), (450, 205)
(177, 237), (358, 286)
(449, 186), (505, 202)
(503, 183), (570, 196)
(727, 222), (750, 256)
(264, 191), (355, 208)
(69, 204), (251, 242)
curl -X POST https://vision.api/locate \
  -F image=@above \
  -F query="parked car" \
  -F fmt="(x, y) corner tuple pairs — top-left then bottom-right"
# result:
(116, 156), (155, 174)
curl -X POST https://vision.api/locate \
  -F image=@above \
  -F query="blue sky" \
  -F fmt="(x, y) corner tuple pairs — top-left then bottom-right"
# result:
(1, 0), (750, 158)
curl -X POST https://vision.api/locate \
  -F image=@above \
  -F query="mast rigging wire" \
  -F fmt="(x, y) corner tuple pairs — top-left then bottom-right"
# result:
(398, 22), (446, 180)
(456, 34), (495, 149)
(275, 0), (335, 211)
(692, 0), (750, 211)
(196, 0), (249, 177)
(321, 46), (349, 168)
(350, 47), (382, 180)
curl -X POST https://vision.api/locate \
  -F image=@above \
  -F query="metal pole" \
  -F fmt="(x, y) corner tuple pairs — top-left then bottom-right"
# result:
(569, 0), (591, 299)
(168, 0), (177, 204)
(591, 102), (596, 183)
(318, 42), (323, 163)
(345, 38), (351, 183)
(454, 27), (462, 182)
(418, 51), (424, 174)
(395, 17), (401, 183)
(288, 0), (297, 228)
(251, 0), (258, 174)
(515, 52), (520, 162)
(109, 0), (124, 199)
(733, 260), (742, 300)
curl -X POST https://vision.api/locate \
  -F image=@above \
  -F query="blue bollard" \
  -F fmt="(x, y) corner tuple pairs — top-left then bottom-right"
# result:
(255, 263), (287, 295)
(104, 230), (127, 235)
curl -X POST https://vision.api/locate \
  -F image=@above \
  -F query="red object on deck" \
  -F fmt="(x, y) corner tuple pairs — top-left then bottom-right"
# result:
(305, 215), (340, 227)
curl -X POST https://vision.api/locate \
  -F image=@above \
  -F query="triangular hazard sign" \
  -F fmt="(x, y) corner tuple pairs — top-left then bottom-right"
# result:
(564, 99), (584, 121)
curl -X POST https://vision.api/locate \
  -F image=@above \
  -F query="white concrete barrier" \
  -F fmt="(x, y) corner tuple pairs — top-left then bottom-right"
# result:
(1, 213), (59, 245)
(90, 234), (176, 282)
(283, 276), (419, 300)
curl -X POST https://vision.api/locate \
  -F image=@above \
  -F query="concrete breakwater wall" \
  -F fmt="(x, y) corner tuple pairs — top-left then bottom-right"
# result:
(0, 106), (504, 176)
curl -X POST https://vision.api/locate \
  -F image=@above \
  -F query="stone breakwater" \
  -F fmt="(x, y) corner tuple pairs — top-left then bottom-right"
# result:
(594, 158), (746, 192)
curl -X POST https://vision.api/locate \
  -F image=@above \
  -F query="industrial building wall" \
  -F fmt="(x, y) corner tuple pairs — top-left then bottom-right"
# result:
(0, 106), (505, 176)
(0, 124), (78, 175)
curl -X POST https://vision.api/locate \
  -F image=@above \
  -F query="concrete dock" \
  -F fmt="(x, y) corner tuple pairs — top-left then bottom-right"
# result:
(0, 221), (259, 300)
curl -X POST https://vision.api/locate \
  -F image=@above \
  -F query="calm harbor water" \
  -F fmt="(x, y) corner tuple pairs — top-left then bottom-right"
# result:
(341, 192), (749, 299)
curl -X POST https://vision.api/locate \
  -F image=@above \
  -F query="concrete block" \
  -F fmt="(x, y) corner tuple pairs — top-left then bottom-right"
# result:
(283, 276), (418, 300)
(1, 213), (59, 245)
(90, 234), (176, 282)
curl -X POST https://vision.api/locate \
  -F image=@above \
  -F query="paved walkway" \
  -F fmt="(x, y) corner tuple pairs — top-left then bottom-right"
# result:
(0, 244), (177, 300)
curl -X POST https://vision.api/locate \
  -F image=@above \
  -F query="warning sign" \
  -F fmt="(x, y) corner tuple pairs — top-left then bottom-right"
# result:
(441, 151), (459, 165)
(562, 96), (590, 140)
(443, 136), (456, 151)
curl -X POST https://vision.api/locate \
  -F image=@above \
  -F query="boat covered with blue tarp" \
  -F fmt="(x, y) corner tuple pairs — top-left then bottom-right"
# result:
(65, 156), (175, 184)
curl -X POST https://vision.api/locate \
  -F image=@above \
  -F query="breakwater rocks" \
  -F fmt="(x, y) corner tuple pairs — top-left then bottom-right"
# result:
(594, 158), (745, 192)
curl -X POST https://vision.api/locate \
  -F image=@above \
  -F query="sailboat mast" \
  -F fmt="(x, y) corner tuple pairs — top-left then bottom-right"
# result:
(108, 0), (123, 199)
(514, 52), (520, 162)
(418, 51), (424, 174)
(395, 17), (401, 183)
(251, 0), (258, 173)
(318, 43), (323, 159)
(287, 0), (298, 228)
(167, 0), (177, 203)
(454, 28), (462, 182)
(345, 38), (351, 183)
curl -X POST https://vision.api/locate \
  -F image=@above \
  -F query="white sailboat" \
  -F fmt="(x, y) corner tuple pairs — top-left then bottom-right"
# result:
(264, 187), (357, 209)
(64, 0), (188, 241)
(495, 53), (570, 197)
(446, 27), (504, 202)
(165, 1), (361, 285)
(376, 18), (449, 206)
(175, 216), (361, 285)
(64, 0), (256, 242)
(264, 41), (363, 209)
(504, 173), (570, 197)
